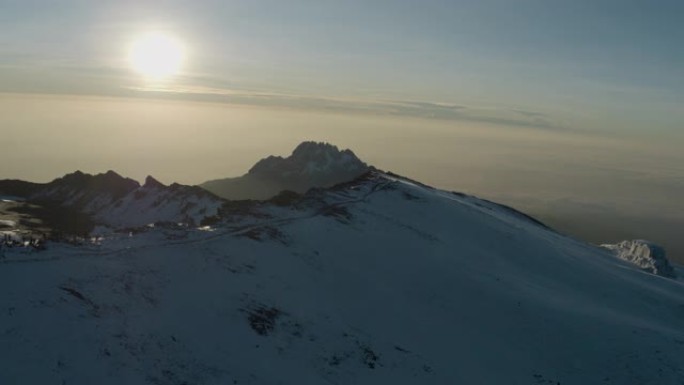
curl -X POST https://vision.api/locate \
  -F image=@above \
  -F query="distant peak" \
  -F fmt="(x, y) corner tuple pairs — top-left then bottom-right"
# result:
(601, 239), (676, 278)
(143, 175), (166, 189)
(292, 141), (339, 155)
(61, 170), (89, 179)
(290, 141), (360, 161)
(48, 170), (140, 198)
(96, 170), (127, 181)
(249, 141), (367, 177)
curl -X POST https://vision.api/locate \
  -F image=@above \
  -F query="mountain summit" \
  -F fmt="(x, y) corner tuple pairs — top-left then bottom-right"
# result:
(249, 141), (367, 180)
(201, 141), (369, 200)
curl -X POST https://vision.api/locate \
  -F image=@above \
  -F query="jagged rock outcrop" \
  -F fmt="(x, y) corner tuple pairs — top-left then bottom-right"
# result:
(601, 239), (677, 278)
(201, 141), (369, 200)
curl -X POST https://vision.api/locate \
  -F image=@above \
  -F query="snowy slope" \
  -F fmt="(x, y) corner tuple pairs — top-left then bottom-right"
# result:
(1, 171), (683, 384)
(92, 176), (223, 229)
(0, 172), (224, 230)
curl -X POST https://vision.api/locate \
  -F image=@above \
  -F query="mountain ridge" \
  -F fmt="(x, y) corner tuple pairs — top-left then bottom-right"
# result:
(2, 166), (683, 384)
(0, 170), (225, 232)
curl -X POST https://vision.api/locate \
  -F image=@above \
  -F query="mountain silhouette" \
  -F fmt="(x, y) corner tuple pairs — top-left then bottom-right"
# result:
(200, 141), (369, 200)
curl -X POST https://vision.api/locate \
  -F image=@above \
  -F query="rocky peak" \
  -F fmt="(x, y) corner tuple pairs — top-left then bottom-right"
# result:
(143, 175), (166, 189)
(58, 170), (90, 185)
(602, 239), (677, 278)
(45, 170), (140, 202)
(248, 141), (367, 179)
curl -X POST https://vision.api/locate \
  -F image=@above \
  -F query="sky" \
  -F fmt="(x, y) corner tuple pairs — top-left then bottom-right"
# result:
(0, 1), (683, 259)
(1, 0), (683, 134)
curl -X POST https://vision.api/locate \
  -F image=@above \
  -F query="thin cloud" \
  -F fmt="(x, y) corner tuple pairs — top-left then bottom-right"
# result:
(127, 83), (564, 131)
(0, 59), (564, 131)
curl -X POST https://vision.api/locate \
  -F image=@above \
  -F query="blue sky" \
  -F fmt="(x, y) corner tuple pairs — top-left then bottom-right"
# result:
(1, 0), (683, 133)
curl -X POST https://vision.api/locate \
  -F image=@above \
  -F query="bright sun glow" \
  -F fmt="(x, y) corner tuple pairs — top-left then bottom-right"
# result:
(129, 32), (185, 80)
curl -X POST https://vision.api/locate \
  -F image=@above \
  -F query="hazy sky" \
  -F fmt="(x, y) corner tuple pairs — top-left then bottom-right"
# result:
(1, 1), (683, 258)
(1, 0), (683, 135)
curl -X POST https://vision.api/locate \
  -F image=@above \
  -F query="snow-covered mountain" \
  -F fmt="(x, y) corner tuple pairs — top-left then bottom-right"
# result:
(91, 175), (223, 229)
(2, 170), (683, 384)
(201, 141), (369, 200)
(0, 171), (224, 231)
(602, 239), (677, 278)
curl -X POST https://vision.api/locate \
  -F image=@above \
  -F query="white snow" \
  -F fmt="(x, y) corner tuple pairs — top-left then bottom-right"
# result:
(1, 171), (683, 384)
(601, 239), (677, 278)
(30, 180), (223, 229)
(0, 219), (16, 227)
(91, 185), (222, 228)
(0, 195), (23, 202)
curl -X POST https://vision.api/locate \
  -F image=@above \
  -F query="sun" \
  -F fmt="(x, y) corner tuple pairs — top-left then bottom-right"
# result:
(129, 32), (185, 80)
